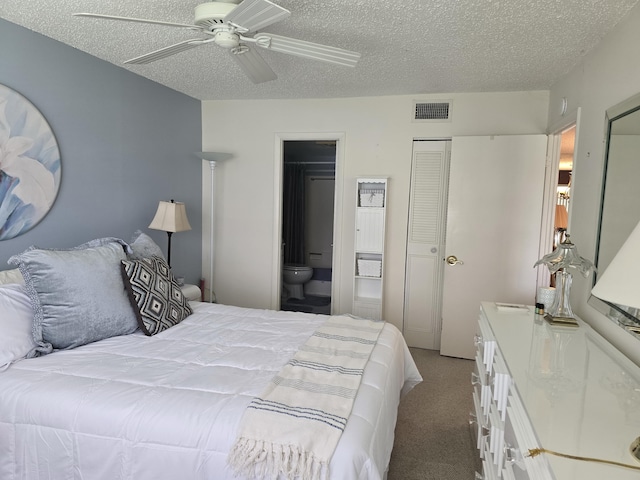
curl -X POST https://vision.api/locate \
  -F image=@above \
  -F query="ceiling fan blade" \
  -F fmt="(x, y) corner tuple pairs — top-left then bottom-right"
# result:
(224, 0), (290, 33)
(231, 47), (277, 83)
(124, 39), (206, 65)
(254, 33), (361, 67)
(73, 13), (199, 29)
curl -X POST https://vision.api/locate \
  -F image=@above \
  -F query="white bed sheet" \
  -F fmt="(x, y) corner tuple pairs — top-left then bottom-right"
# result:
(0, 302), (421, 480)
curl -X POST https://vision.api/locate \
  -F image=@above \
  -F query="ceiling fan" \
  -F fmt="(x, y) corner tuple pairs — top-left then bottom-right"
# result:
(74, 0), (361, 84)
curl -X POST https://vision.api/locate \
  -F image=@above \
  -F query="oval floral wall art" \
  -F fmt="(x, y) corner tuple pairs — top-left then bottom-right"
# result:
(0, 84), (61, 240)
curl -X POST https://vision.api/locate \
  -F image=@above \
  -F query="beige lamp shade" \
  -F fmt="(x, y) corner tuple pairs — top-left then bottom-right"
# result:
(555, 204), (568, 230)
(592, 219), (640, 310)
(149, 200), (191, 233)
(148, 200), (191, 269)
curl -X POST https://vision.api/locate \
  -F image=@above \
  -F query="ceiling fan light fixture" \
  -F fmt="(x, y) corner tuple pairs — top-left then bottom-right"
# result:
(214, 30), (240, 48)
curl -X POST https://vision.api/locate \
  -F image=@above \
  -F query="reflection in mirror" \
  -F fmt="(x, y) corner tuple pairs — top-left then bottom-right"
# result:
(588, 294), (640, 336)
(591, 92), (640, 332)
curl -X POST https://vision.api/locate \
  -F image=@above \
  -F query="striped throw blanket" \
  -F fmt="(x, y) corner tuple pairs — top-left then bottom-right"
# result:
(228, 315), (385, 480)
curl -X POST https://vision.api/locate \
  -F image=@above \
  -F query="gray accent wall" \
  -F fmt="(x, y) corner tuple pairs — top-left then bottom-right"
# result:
(0, 19), (202, 283)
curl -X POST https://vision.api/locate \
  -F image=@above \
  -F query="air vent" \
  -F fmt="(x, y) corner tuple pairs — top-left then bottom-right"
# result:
(412, 101), (452, 122)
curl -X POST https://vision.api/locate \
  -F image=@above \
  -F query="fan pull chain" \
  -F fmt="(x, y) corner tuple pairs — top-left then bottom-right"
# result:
(527, 448), (640, 471)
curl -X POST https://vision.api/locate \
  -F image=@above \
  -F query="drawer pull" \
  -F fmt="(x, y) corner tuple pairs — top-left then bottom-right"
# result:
(471, 371), (490, 386)
(469, 411), (477, 426)
(505, 443), (528, 469)
(504, 445), (517, 465)
(474, 334), (483, 346)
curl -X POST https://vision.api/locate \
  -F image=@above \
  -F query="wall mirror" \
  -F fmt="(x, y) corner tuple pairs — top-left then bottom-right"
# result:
(589, 92), (640, 333)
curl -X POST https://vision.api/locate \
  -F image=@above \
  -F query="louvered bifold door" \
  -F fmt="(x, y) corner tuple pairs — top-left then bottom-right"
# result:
(403, 140), (451, 349)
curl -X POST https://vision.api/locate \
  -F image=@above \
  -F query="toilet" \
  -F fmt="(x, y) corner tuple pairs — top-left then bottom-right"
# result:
(282, 264), (314, 300)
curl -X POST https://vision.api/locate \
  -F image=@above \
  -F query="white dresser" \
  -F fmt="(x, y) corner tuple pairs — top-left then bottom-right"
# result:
(473, 301), (640, 479)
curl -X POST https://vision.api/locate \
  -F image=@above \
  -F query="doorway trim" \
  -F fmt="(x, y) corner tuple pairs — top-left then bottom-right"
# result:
(271, 132), (346, 312)
(536, 108), (581, 289)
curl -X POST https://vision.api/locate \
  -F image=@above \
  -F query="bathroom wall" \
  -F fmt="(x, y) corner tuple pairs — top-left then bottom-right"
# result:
(305, 175), (334, 297)
(305, 175), (335, 270)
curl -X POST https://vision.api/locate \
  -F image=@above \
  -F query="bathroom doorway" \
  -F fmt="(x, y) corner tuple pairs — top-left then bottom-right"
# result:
(281, 140), (336, 314)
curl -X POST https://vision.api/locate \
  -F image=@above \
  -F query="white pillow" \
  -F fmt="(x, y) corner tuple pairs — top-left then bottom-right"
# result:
(0, 268), (24, 286)
(0, 284), (37, 369)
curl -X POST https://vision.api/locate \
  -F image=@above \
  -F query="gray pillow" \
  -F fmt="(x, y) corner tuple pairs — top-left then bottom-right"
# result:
(129, 230), (166, 261)
(8, 238), (138, 356)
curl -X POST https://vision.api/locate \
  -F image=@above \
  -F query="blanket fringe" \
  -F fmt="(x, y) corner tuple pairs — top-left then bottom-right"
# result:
(228, 437), (328, 480)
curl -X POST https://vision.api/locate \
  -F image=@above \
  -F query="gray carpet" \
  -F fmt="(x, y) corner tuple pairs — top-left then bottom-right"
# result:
(387, 348), (480, 480)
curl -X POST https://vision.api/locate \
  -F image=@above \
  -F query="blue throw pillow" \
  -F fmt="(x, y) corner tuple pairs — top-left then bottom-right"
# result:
(8, 238), (138, 356)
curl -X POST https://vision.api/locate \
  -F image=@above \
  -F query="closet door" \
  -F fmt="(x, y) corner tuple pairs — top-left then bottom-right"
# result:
(440, 135), (547, 359)
(403, 140), (450, 350)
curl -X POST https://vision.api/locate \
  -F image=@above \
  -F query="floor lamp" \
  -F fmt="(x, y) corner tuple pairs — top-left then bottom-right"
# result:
(196, 152), (233, 303)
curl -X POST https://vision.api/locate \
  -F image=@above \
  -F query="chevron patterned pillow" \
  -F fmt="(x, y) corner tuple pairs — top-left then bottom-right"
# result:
(121, 256), (192, 336)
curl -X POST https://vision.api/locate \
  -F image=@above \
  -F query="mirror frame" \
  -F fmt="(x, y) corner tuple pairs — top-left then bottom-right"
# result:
(591, 92), (640, 334)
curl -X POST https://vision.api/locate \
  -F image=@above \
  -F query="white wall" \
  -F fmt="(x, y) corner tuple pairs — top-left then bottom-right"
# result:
(548, 2), (640, 365)
(202, 91), (548, 334)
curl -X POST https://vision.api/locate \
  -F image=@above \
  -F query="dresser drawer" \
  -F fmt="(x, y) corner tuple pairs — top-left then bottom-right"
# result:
(473, 353), (492, 417)
(503, 404), (530, 480)
(478, 312), (497, 373)
(501, 464), (517, 480)
(472, 388), (489, 455)
(488, 403), (505, 471)
(504, 394), (553, 480)
(491, 352), (511, 421)
(482, 443), (499, 480)
(503, 461), (530, 480)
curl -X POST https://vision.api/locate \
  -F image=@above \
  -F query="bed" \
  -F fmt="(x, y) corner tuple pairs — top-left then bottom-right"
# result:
(0, 236), (421, 480)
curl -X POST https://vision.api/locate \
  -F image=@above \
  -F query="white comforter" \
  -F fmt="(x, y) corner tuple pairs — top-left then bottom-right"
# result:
(0, 302), (421, 480)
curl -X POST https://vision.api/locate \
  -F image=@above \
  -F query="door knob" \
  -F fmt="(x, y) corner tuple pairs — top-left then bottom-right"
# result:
(446, 255), (464, 266)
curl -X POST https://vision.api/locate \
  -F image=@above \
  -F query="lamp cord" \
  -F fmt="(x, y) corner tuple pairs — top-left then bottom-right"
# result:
(527, 448), (640, 471)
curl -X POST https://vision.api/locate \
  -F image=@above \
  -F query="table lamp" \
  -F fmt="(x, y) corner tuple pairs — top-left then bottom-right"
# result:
(149, 199), (191, 268)
(534, 234), (595, 325)
(592, 219), (640, 321)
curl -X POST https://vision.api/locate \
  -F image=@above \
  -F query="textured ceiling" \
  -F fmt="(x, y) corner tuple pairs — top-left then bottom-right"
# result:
(1, 0), (638, 101)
